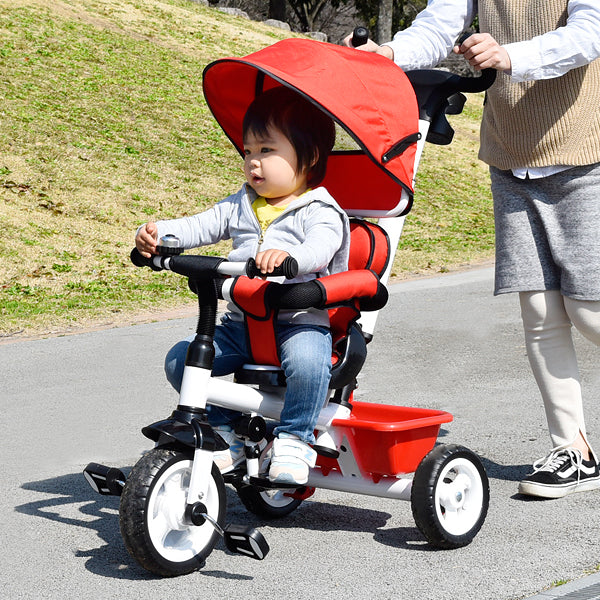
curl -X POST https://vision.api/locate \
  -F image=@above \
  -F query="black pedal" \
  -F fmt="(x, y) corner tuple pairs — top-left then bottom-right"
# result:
(312, 444), (340, 459)
(83, 463), (125, 496)
(248, 475), (302, 490)
(224, 524), (269, 560)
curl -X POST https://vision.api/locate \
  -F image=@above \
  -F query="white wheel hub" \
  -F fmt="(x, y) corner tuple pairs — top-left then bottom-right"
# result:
(434, 457), (484, 536)
(146, 459), (220, 563)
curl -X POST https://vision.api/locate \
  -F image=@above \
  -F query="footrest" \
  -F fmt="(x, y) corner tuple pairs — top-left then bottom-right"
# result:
(312, 444), (340, 459)
(224, 524), (269, 560)
(83, 463), (126, 496)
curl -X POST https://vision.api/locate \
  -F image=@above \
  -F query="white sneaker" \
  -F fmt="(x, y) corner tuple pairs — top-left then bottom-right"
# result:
(268, 434), (317, 485)
(213, 426), (245, 473)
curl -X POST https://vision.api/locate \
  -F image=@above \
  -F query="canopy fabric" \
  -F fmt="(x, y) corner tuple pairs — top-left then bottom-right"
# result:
(202, 38), (419, 217)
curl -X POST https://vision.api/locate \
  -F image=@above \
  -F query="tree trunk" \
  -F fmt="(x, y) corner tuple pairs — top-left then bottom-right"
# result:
(377, 0), (393, 43)
(269, 0), (287, 21)
(287, 0), (330, 32)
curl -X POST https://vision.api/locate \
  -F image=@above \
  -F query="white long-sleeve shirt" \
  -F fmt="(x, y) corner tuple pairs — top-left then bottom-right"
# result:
(383, 0), (600, 177)
(384, 0), (600, 82)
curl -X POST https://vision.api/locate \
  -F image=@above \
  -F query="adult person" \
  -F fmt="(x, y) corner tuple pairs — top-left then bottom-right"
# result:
(345, 0), (600, 498)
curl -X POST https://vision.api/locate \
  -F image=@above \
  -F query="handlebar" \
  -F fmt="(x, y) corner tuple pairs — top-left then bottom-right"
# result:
(346, 26), (496, 145)
(351, 26), (369, 48)
(405, 68), (496, 145)
(130, 247), (299, 280)
(348, 26), (497, 95)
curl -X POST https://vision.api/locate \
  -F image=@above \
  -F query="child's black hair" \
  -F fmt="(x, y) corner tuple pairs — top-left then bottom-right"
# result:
(242, 86), (336, 187)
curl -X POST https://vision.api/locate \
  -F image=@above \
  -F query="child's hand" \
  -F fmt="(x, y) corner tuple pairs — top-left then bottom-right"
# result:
(255, 249), (290, 275)
(136, 222), (159, 258)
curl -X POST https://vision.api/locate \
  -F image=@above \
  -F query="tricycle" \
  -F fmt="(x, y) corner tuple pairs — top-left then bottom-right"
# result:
(84, 33), (494, 577)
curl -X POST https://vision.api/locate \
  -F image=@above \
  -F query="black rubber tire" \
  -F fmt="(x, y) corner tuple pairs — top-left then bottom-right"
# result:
(235, 483), (303, 518)
(411, 444), (489, 549)
(119, 447), (226, 577)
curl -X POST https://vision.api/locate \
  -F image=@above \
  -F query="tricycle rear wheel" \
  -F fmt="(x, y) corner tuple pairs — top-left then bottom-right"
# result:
(233, 440), (303, 518)
(411, 444), (489, 548)
(235, 483), (303, 518)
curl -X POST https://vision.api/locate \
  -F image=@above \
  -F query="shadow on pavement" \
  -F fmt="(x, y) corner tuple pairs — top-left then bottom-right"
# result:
(16, 472), (155, 580)
(16, 472), (253, 581)
(479, 456), (531, 482)
(15, 455), (541, 581)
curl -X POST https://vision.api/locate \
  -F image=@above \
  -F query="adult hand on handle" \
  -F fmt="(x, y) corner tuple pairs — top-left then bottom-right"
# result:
(454, 33), (511, 73)
(342, 28), (394, 61)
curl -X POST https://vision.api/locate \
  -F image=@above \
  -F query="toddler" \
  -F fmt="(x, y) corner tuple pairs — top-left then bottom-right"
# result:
(135, 86), (350, 485)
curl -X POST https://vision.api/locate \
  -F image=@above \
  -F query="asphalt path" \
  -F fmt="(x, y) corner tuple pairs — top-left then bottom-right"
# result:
(2, 266), (600, 600)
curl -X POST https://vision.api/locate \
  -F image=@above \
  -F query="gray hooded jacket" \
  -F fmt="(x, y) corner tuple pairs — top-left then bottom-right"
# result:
(153, 184), (350, 326)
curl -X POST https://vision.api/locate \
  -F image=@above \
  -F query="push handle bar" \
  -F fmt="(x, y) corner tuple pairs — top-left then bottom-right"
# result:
(351, 26), (369, 48)
(440, 31), (497, 94)
(405, 66), (496, 145)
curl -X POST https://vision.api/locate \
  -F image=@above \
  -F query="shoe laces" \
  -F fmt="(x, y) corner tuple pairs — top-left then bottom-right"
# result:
(532, 447), (583, 476)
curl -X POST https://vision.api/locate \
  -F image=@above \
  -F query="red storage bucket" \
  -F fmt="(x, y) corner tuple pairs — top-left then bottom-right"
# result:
(332, 401), (453, 476)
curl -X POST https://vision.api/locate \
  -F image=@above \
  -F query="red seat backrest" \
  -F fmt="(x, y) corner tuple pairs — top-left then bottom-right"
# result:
(328, 219), (391, 353)
(231, 219), (391, 367)
(346, 219), (391, 276)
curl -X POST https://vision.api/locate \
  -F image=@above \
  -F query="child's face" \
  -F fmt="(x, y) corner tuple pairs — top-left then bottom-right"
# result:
(243, 125), (308, 205)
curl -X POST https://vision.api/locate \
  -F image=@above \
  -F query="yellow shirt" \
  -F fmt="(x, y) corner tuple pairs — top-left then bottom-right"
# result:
(252, 196), (286, 238)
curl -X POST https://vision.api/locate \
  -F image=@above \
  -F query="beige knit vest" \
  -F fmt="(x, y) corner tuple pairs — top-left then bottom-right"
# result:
(478, 0), (600, 169)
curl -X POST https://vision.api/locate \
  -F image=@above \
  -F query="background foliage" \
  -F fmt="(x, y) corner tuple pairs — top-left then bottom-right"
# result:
(0, 0), (493, 339)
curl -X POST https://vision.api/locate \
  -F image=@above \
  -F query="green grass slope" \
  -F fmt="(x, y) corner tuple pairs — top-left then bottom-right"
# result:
(0, 0), (494, 339)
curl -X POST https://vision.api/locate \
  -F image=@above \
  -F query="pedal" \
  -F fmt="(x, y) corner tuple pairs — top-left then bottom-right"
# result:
(83, 462), (126, 496)
(248, 475), (303, 490)
(312, 444), (340, 459)
(224, 524), (269, 560)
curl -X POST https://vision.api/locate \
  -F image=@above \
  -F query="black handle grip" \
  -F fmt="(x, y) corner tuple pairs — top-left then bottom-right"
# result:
(453, 32), (497, 92)
(245, 256), (299, 279)
(458, 67), (496, 92)
(351, 26), (369, 48)
(456, 31), (472, 46)
(130, 248), (153, 268)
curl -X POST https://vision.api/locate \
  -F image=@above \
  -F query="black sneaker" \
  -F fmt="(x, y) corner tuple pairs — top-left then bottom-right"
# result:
(518, 447), (600, 498)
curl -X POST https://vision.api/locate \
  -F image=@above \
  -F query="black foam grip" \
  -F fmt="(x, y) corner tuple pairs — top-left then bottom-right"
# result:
(130, 248), (152, 268)
(168, 255), (225, 279)
(266, 280), (325, 309)
(246, 256), (299, 279)
(352, 26), (369, 47)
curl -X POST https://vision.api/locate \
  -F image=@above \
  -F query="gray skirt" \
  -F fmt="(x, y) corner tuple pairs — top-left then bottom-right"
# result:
(491, 163), (600, 301)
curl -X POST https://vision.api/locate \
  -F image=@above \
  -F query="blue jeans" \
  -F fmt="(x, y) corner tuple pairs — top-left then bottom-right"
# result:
(164, 315), (332, 444)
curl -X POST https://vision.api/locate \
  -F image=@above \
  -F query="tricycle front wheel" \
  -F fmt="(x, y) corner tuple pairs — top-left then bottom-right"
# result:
(120, 447), (226, 576)
(411, 444), (489, 549)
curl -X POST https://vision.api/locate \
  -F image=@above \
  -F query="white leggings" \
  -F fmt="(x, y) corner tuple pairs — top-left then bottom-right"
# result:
(520, 291), (600, 450)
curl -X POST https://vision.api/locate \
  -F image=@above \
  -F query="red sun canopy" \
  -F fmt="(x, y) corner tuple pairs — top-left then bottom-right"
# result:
(202, 38), (419, 217)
